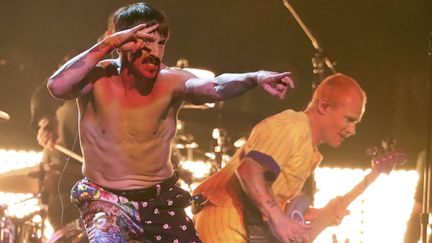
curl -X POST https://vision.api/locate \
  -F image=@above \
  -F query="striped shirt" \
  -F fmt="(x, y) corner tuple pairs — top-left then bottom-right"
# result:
(193, 109), (322, 209)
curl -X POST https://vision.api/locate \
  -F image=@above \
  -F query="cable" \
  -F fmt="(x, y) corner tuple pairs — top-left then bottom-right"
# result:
(57, 130), (80, 227)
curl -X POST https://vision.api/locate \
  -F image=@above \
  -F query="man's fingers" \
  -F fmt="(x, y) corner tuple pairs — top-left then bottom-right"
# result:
(268, 72), (295, 90)
(129, 23), (159, 43)
(47, 140), (55, 149)
(259, 71), (296, 99)
(339, 209), (350, 217)
(271, 72), (291, 81)
(264, 86), (280, 97)
(38, 118), (50, 128)
(280, 76), (295, 89)
(276, 83), (287, 91)
(132, 23), (150, 31)
(135, 33), (156, 41)
(135, 23), (159, 34)
(277, 85), (287, 100)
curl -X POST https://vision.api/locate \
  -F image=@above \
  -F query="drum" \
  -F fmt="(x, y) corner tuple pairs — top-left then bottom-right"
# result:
(0, 216), (15, 243)
(15, 220), (40, 243)
(46, 220), (86, 243)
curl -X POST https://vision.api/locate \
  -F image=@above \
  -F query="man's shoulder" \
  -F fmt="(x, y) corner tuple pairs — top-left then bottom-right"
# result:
(154, 67), (196, 93)
(158, 66), (195, 81)
(253, 110), (309, 138)
(263, 109), (307, 126)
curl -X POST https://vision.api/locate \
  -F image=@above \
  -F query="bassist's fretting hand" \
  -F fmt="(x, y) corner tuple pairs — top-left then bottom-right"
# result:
(304, 197), (350, 226)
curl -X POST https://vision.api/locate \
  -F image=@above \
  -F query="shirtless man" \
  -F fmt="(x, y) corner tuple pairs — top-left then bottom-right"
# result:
(47, 2), (294, 242)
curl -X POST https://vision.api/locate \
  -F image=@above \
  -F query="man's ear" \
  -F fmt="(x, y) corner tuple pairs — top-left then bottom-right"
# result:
(317, 98), (331, 115)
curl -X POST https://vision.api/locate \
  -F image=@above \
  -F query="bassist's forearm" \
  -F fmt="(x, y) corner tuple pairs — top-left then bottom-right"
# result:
(236, 158), (283, 219)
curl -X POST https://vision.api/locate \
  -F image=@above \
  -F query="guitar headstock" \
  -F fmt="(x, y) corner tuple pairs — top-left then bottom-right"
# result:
(366, 139), (406, 174)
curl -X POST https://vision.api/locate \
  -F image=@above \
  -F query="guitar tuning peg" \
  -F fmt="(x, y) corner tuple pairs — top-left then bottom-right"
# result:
(390, 139), (397, 149)
(382, 138), (397, 151)
(381, 140), (389, 152)
(366, 146), (380, 157)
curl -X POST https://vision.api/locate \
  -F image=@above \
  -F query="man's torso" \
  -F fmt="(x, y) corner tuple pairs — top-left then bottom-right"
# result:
(77, 62), (185, 189)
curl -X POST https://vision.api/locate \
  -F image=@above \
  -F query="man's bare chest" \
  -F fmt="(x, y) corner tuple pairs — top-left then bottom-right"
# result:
(82, 81), (178, 137)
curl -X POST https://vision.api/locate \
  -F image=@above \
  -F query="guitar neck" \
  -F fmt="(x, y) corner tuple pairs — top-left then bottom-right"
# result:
(307, 169), (380, 241)
(340, 169), (380, 207)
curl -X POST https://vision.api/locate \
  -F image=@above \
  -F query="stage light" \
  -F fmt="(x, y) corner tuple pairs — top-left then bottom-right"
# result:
(0, 149), (42, 174)
(179, 160), (212, 179)
(0, 149), (53, 239)
(313, 167), (418, 243)
(0, 149), (423, 242)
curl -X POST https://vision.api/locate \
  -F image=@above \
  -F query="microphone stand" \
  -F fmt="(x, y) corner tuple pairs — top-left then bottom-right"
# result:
(421, 31), (432, 243)
(280, 1), (337, 214)
(281, 0), (337, 89)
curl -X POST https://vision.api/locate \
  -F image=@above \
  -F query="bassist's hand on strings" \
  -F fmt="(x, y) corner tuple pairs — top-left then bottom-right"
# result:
(305, 196), (350, 226)
(329, 196), (350, 226)
(304, 207), (320, 222)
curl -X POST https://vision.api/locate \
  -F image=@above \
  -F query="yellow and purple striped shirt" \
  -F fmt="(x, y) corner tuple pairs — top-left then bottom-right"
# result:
(193, 110), (323, 242)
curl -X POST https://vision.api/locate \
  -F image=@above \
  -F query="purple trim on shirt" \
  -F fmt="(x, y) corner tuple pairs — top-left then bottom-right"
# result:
(245, 150), (281, 177)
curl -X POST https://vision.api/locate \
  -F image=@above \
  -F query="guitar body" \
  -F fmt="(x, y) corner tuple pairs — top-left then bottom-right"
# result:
(246, 140), (406, 242)
(245, 195), (311, 243)
(285, 194), (311, 224)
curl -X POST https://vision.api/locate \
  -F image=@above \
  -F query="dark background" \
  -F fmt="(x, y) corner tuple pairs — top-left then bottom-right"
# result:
(0, 0), (430, 168)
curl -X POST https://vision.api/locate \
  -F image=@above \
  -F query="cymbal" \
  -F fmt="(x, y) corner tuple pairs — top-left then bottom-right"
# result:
(178, 108), (262, 131)
(27, 169), (60, 179)
(0, 166), (39, 194)
(181, 103), (214, 110)
(0, 110), (10, 122)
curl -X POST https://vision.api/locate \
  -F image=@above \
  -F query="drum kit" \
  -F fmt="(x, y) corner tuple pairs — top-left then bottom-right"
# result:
(0, 110), (85, 242)
(174, 102), (259, 186)
(0, 160), (63, 242)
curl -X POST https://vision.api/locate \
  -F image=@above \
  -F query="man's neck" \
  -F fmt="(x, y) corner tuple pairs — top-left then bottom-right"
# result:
(305, 109), (322, 147)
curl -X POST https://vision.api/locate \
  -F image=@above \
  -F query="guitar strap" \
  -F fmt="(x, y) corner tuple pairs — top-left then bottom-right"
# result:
(242, 172), (281, 243)
(243, 196), (280, 243)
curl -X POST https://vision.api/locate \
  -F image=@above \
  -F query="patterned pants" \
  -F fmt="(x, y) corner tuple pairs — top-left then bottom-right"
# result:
(70, 176), (201, 243)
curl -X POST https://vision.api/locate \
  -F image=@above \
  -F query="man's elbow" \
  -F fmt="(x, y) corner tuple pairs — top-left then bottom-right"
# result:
(47, 78), (61, 98)
(47, 78), (72, 100)
(235, 159), (256, 181)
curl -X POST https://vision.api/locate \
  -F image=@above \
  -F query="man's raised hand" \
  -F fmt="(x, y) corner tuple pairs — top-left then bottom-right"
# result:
(257, 71), (295, 100)
(103, 23), (159, 52)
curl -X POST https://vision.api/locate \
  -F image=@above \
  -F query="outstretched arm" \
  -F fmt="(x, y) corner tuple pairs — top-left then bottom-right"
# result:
(47, 23), (159, 100)
(176, 71), (294, 104)
(236, 157), (311, 242)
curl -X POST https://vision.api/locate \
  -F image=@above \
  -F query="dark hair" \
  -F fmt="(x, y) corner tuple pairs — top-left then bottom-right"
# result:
(114, 2), (169, 37)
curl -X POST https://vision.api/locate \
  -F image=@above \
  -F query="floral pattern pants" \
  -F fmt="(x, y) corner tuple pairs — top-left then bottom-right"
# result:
(70, 177), (201, 243)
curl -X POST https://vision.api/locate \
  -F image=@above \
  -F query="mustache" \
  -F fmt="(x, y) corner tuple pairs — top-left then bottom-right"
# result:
(130, 49), (161, 66)
(142, 54), (160, 66)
